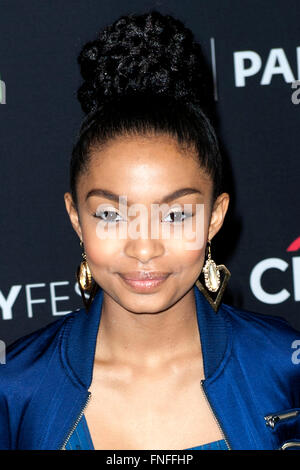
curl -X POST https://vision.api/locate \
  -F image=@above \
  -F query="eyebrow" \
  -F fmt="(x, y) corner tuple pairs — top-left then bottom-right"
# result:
(85, 187), (203, 205)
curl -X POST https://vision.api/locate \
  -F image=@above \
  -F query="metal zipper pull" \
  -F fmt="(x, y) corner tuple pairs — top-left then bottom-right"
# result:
(60, 391), (92, 450)
(264, 410), (300, 429)
(280, 441), (300, 450)
(200, 379), (232, 450)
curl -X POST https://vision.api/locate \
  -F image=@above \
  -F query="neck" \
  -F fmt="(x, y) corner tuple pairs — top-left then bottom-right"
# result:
(94, 287), (202, 369)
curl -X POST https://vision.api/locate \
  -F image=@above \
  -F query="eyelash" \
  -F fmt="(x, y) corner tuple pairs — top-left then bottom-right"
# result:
(93, 210), (193, 223)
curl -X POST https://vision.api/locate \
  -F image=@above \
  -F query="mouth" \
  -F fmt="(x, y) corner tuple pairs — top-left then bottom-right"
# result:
(117, 271), (170, 293)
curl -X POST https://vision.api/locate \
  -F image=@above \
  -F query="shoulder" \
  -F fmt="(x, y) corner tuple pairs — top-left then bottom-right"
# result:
(221, 302), (300, 343)
(0, 307), (84, 392)
(221, 302), (300, 388)
(0, 307), (85, 449)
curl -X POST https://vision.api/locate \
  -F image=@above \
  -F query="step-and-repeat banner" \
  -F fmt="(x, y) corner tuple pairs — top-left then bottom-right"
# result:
(0, 0), (299, 349)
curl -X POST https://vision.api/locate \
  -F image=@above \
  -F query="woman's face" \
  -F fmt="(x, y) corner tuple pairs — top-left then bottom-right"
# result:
(64, 133), (229, 313)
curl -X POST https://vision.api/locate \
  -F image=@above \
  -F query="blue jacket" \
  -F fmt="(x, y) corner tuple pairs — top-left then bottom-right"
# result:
(0, 284), (300, 450)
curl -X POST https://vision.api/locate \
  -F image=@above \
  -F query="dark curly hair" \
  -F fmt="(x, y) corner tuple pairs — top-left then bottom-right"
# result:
(70, 9), (223, 208)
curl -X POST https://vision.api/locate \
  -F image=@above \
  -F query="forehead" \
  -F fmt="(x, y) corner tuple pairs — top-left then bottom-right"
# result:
(79, 134), (212, 201)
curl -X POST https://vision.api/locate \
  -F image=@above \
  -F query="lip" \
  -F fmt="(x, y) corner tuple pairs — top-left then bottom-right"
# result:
(118, 272), (170, 292)
(119, 271), (170, 280)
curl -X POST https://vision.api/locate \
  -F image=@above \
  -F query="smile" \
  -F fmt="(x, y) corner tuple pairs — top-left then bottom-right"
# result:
(118, 272), (170, 292)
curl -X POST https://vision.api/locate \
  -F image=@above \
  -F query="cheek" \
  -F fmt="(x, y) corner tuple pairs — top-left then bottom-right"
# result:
(168, 238), (205, 271)
(80, 217), (122, 271)
(87, 239), (119, 268)
(168, 206), (209, 265)
(165, 205), (210, 274)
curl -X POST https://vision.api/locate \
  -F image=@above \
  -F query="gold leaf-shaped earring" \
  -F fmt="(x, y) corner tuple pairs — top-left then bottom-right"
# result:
(202, 240), (220, 292)
(195, 240), (231, 313)
(76, 240), (93, 310)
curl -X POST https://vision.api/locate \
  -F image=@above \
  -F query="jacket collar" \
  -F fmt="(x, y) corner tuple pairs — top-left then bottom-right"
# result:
(65, 284), (229, 389)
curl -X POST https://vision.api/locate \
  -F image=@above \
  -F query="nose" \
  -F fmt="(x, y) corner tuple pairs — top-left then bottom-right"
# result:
(124, 237), (165, 263)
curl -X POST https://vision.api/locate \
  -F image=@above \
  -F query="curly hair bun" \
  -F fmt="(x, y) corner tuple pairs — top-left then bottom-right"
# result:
(77, 10), (212, 116)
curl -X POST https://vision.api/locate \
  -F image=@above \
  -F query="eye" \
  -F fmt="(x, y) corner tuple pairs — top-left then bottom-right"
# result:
(163, 210), (193, 223)
(93, 209), (123, 222)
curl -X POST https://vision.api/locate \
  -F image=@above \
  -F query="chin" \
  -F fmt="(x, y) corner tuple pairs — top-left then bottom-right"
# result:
(116, 291), (173, 314)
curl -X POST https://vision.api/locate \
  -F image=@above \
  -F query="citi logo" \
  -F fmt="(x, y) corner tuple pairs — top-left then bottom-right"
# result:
(250, 237), (300, 304)
(0, 74), (6, 104)
(233, 47), (300, 87)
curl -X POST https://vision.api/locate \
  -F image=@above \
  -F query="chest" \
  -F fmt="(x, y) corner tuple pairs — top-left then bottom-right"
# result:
(84, 362), (225, 450)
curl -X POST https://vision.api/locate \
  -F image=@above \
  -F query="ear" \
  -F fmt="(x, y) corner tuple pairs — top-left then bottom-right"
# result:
(64, 192), (82, 241)
(208, 192), (230, 241)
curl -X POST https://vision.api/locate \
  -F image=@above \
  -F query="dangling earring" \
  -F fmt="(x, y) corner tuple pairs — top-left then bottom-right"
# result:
(202, 240), (220, 292)
(76, 240), (94, 310)
(195, 239), (231, 313)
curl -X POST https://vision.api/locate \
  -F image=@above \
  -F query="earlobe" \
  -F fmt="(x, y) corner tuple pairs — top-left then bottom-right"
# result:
(64, 192), (82, 240)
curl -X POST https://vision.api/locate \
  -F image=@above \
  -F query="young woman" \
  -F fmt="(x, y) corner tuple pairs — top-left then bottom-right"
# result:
(1, 10), (300, 451)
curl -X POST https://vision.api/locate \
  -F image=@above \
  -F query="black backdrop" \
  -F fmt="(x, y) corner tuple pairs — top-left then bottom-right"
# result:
(0, 0), (299, 347)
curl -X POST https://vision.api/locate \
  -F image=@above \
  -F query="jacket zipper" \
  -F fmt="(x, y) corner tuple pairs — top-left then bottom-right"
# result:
(60, 392), (92, 450)
(200, 379), (232, 450)
(264, 410), (300, 429)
